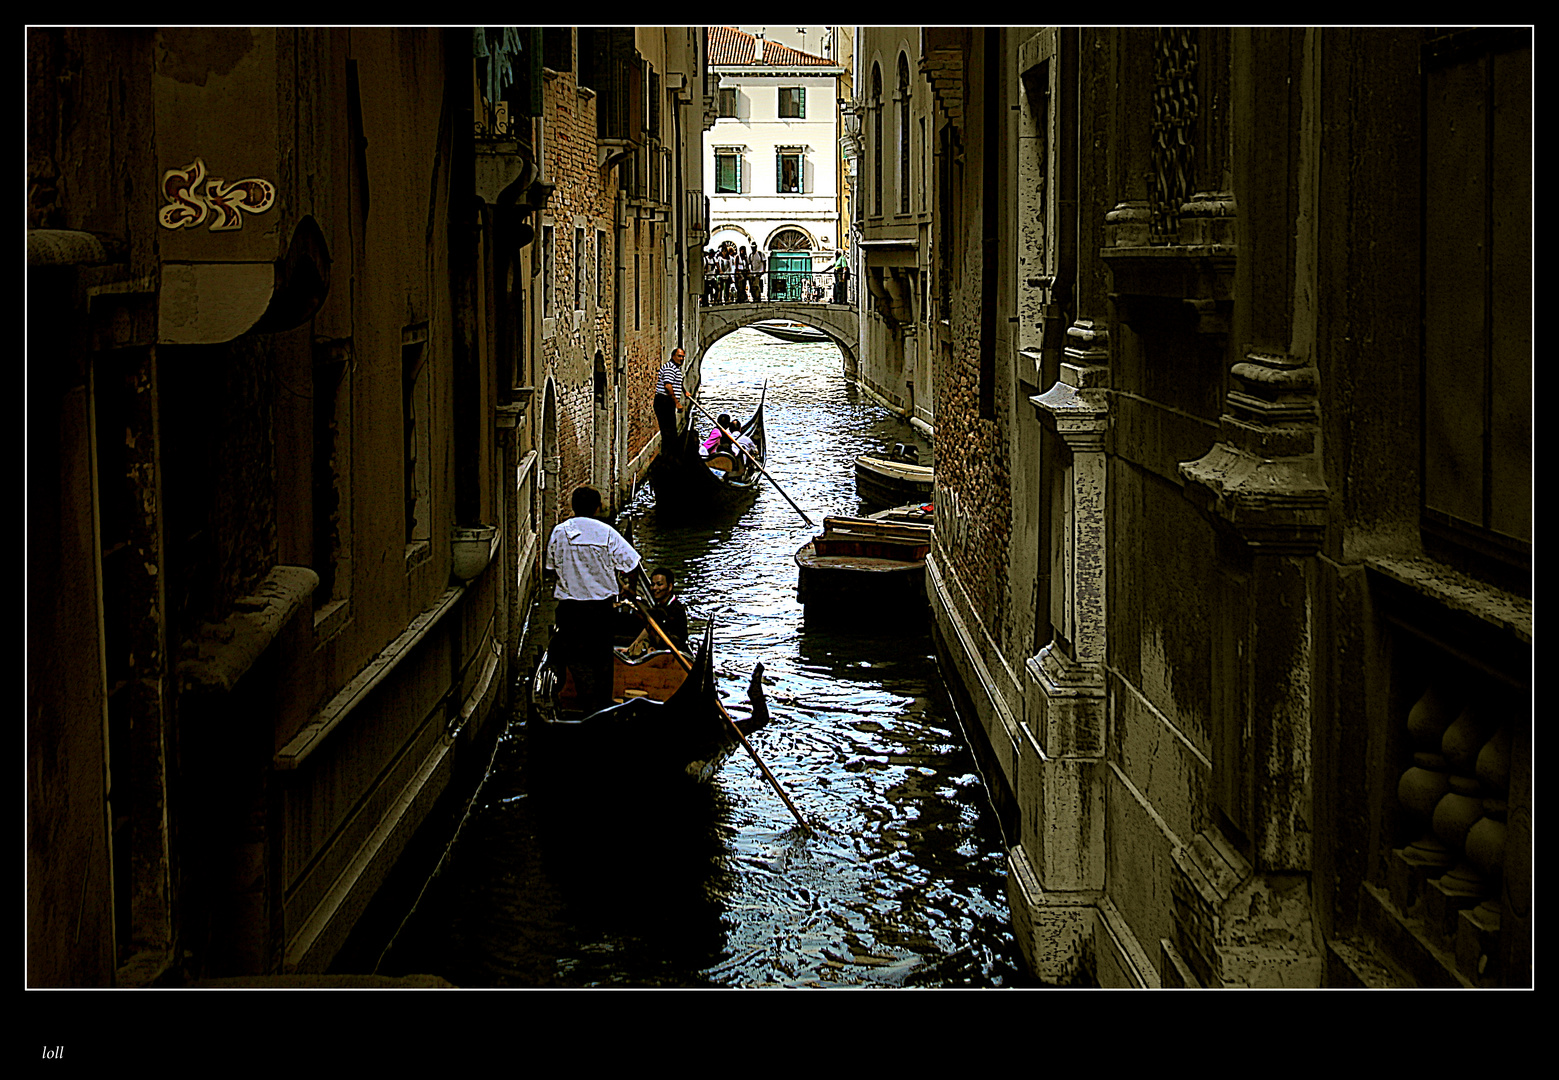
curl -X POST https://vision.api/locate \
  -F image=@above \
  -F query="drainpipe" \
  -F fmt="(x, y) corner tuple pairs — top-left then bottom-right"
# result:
(615, 187), (629, 507)
(674, 91), (685, 351)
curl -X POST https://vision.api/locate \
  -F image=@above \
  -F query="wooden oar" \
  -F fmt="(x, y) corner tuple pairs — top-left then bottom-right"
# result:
(631, 570), (812, 836)
(687, 394), (815, 527)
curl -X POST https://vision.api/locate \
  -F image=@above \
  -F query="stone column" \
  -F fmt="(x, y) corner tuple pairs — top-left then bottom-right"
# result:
(1177, 348), (1327, 985)
(1014, 319), (1110, 983)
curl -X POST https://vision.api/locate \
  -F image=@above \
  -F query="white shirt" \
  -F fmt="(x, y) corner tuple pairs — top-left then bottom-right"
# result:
(546, 516), (640, 601)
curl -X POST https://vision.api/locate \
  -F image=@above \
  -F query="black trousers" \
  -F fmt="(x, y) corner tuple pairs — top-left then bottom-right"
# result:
(654, 392), (678, 449)
(556, 598), (616, 712)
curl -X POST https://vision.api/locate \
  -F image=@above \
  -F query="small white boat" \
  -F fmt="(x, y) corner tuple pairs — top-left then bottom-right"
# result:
(753, 320), (829, 344)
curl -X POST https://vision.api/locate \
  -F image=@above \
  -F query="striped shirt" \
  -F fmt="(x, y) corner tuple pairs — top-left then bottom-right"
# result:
(656, 358), (684, 398)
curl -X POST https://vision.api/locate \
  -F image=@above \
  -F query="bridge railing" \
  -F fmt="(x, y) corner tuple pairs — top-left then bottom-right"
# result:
(702, 270), (857, 307)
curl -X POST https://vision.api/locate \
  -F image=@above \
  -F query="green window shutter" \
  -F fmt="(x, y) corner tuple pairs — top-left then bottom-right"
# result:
(735, 154), (742, 193)
(798, 87), (806, 119)
(776, 153), (782, 193)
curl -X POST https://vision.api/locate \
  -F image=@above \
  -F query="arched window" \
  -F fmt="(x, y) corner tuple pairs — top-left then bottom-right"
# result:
(871, 63), (883, 217)
(897, 53), (911, 215)
(767, 228), (813, 251)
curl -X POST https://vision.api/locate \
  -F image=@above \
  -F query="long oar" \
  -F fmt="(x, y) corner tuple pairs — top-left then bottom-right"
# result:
(631, 571), (812, 835)
(687, 394), (815, 527)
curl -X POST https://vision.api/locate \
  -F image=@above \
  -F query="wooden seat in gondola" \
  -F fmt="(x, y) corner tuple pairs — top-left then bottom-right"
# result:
(528, 623), (769, 788)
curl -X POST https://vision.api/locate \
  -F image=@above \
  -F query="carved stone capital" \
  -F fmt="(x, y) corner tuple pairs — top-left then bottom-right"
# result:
(1180, 351), (1326, 555)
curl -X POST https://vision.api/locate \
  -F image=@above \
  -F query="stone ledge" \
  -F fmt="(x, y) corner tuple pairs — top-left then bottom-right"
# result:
(1365, 555), (1531, 645)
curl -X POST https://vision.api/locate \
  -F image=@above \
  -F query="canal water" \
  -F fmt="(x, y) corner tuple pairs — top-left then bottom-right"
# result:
(376, 327), (1030, 988)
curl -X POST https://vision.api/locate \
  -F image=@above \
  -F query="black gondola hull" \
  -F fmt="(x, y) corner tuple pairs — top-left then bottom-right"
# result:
(649, 397), (768, 516)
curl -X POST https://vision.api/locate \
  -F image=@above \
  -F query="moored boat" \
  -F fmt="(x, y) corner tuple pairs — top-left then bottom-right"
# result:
(795, 515), (933, 623)
(529, 623), (768, 786)
(854, 444), (933, 509)
(753, 319), (829, 343)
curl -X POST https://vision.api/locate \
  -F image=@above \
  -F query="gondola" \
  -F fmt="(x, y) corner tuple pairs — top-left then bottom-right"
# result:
(529, 622), (768, 787)
(647, 386), (769, 516)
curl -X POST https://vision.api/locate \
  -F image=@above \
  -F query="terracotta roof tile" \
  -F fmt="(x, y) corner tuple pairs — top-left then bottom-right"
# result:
(708, 25), (833, 67)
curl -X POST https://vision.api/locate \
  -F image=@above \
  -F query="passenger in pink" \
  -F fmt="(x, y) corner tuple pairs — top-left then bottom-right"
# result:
(700, 413), (733, 458)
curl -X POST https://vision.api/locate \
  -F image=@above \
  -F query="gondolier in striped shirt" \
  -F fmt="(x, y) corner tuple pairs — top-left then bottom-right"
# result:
(654, 347), (689, 453)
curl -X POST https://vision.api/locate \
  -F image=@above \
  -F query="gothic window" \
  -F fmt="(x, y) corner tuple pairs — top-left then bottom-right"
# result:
(871, 63), (883, 216)
(898, 53), (911, 215)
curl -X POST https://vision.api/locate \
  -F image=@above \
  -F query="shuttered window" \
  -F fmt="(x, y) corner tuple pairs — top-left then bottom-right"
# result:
(715, 151), (742, 194)
(776, 150), (804, 193)
(779, 86), (806, 118)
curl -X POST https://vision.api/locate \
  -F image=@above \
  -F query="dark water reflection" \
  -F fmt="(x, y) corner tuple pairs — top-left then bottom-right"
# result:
(380, 328), (1028, 988)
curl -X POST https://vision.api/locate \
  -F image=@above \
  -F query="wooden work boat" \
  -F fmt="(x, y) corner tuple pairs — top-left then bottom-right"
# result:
(529, 623), (767, 786)
(795, 515), (934, 623)
(648, 389), (768, 516)
(753, 319), (829, 344)
(855, 445), (933, 509)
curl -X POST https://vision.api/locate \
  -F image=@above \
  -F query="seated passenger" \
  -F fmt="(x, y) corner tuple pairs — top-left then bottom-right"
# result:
(626, 567), (689, 656)
(730, 420), (759, 476)
(700, 413), (732, 459)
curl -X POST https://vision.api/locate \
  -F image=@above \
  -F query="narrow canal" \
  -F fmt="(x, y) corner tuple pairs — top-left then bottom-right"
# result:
(375, 327), (1030, 988)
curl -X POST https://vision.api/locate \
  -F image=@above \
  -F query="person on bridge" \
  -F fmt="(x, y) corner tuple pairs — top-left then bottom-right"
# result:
(735, 245), (751, 303)
(654, 347), (689, 452)
(832, 249), (850, 304)
(750, 246), (766, 302)
(546, 485), (643, 713)
(716, 246), (735, 304)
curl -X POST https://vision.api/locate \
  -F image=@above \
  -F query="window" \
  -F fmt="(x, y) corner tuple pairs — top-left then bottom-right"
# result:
(898, 54), (911, 214)
(542, 224), (555, 318)
(718, 87), (738, 118)
(596, 227), (607, 306)
(402, 324), (430, 546)
(543, 28), (572, 73)
(715, 149), (743, 194)
(871, 64), (883, 216)
(779, 86), (807, 118)
(648, 67), (660, 139)
(1421, 28), (1531, 573)
(776, 149), (804, 194)
(574, 226), (586, 312)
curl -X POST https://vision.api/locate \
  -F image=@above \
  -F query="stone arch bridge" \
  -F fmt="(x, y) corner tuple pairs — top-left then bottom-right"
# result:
(693, 301), (859, 376)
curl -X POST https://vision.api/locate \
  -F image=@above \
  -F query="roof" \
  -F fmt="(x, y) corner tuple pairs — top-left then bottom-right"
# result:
(708, 26), (835, 67)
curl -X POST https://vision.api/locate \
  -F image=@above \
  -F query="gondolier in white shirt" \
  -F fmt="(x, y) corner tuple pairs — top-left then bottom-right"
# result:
(654, 347), (689, 453)
(546, 485), (643, 713)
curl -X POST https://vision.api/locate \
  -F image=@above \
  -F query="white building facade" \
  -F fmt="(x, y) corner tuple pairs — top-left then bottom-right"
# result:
(706, 26), (844, 292)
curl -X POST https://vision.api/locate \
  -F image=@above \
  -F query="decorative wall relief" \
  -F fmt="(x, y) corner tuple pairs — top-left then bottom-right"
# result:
(934, 484), (969, 550)
(159, 159), (276, 231)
